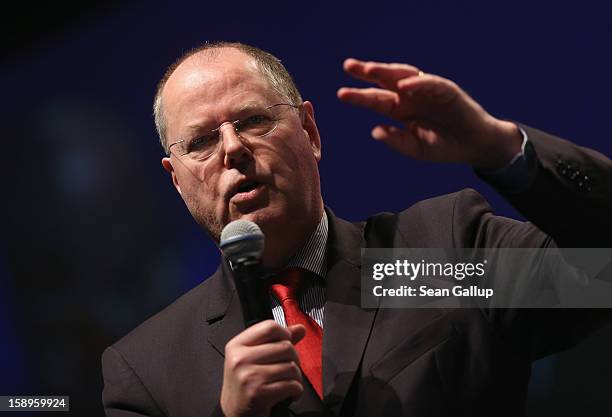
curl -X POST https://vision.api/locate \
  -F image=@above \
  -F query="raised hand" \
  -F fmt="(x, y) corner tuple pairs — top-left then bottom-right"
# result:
(220, 320), (305, 417)
(337, 58), (522, 171)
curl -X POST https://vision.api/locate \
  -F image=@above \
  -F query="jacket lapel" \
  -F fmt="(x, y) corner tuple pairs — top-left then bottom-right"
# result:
(322, 209), (379, 414)
(206, 260), (245, 357)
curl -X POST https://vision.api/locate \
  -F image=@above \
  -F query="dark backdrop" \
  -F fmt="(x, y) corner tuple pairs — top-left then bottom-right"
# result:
(2, 1), (611, 416)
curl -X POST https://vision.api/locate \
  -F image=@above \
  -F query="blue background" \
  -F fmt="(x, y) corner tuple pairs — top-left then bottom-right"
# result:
(2, 1), (611, 415)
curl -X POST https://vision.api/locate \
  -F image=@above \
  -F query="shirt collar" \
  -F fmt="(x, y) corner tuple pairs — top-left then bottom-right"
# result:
(286, 210), (328, 279)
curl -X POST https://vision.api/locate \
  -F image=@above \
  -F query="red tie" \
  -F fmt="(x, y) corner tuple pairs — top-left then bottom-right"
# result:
(270, 267), (323, 399)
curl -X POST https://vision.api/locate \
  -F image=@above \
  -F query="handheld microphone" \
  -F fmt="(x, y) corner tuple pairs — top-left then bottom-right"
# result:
(220, 220), (291, 416)
(219, 220), (273, 327)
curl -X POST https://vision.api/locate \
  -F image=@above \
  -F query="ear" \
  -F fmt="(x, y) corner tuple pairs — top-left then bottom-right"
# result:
(162, 157), (182, 195)
(300, 101), (322, 162)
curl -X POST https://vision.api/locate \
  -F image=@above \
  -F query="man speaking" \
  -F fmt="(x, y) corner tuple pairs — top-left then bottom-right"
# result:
(101, 42), (612, 416)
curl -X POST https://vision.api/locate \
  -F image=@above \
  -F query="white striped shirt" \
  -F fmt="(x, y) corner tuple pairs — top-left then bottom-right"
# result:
(270, 211), (328, 329)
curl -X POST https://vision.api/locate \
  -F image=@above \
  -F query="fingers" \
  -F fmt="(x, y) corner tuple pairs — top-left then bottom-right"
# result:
(246, 340), (301, 366)
(337, 87), (398, 116)
(230, 320), (293, 347)
(222, 322), (304, 416)
(233, 362), (301, 389)
(226, 322), (306, 367)
(396, 74), (459, 106)
(371, 124), (424, 160)
(222, 362), (303, 415)
(342, 57), (457, 107)
(338, 60), (440, 119)
(340, 58), (490, 165)
(371, 122), (442, 161)
(252, 361), (302, 384)
(258, 379), (304, 404)
(343, 58), (421, 90)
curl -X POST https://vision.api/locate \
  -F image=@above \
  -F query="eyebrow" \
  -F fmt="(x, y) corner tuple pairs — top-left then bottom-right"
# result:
(185, 102), (268, 133)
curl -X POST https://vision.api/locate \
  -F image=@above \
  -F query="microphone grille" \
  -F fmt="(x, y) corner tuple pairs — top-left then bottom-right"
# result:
(220, 219), (262, 242)
(219, 220), (265, 263)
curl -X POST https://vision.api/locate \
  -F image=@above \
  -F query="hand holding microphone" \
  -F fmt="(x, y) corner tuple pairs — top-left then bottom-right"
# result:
(219, 220), (305, 417)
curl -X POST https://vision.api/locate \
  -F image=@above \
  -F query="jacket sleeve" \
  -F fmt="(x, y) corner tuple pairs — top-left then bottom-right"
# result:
(459, 125), (612, 360)
(485, 124), (612, 248)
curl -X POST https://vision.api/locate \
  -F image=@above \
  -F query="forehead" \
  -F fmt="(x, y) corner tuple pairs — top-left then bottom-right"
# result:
(162, 48), (280, 136)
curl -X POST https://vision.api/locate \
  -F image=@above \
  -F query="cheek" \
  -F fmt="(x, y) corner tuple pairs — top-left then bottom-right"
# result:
(178, 170), (222, 211)
(270, 143), (317, 191)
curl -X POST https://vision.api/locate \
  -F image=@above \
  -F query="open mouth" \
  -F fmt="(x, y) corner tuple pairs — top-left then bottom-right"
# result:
(236, 180), (259, 194)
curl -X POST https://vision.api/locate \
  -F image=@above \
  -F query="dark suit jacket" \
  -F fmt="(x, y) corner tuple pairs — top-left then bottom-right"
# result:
(102, 126), (612, 416)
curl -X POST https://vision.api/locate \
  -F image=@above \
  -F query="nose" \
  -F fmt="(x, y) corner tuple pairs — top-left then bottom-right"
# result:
(219, 122), (253, 169)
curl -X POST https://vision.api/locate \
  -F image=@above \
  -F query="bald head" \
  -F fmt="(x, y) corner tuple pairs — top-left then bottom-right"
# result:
(153, 42), (303, 154)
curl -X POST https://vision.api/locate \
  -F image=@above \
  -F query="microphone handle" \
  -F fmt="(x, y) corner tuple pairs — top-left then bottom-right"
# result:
(231, 259), (273, 328)
(232, 260), (292, 416)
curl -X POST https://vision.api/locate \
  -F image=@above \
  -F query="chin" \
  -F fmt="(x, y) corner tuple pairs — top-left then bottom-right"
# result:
(232, 206), (287, 231)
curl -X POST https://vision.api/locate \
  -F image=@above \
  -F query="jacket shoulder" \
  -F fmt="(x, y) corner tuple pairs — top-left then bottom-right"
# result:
(110, 273), (218, 355)
(364, 188), (489, 247)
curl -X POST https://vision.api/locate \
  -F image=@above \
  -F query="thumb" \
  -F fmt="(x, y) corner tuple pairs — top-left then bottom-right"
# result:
(288, 324), (306, 344)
